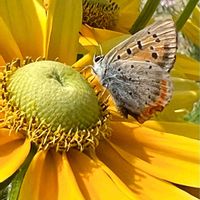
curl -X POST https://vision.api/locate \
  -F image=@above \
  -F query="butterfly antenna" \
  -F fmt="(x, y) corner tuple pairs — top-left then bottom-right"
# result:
(98, 44), (103, 56)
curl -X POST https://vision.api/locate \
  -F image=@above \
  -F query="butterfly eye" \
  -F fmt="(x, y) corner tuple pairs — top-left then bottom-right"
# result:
(94, 56), (103, 62)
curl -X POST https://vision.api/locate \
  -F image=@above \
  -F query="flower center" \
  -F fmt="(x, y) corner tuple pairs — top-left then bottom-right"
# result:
(0, 59), (110, 151)
(83, 0), (119, 29)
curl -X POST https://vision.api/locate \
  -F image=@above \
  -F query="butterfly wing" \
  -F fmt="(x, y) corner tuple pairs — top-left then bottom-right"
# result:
(105, 19), (177, 72)
(103, 60), (172, 123)
(96, 19), (176, 123)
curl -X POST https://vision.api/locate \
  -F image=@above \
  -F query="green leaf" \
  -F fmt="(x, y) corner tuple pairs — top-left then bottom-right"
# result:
(129, 0), (160, 34)
(176, 0), (199, 31)
(8, 146), (36, 200)
(0, 186), (9, 200)
(184, 100), (200, 124)
(0, 169), (18, 200)
(0, 174), (15, 191)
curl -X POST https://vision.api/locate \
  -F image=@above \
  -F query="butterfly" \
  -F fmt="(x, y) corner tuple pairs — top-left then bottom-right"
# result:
(92, 19), (177, 123)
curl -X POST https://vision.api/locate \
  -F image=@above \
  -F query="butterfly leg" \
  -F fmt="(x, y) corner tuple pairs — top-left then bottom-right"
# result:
(118, 106), (128, 118)
(79, 65), (93, 73)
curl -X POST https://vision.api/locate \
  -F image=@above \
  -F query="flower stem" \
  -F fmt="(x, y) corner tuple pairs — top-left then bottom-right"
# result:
(8, 147), (36, 200)
(129, 0), (161, 34)
(176, 0), (199, 31)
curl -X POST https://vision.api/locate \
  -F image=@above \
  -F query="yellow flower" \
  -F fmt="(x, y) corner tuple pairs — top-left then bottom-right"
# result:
(82, 0), (140, 33)
(42, 0), (140, 33)
(0, 0), (81, 64)
(0, 1), (199, 200)
(177, 5), (200, 48)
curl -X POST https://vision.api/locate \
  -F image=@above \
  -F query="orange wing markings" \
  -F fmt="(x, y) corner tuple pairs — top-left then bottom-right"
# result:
(135, 79), (171, 123)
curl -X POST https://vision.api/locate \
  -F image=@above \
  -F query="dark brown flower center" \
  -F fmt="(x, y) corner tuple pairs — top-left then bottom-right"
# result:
(83, 0), (120, 29)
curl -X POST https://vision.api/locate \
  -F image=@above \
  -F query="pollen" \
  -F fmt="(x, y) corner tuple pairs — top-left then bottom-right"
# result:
(83, 0), (120, 29)
(0, 58), (110, 152)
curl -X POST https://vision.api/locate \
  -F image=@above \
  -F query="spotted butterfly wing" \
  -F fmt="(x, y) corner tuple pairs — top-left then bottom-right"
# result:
(105, 18), (177, 72)
(102, 60), (172, 123)
(93, 19), (177, 123)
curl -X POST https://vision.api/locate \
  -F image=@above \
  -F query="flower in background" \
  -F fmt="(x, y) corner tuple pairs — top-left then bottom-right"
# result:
(82, 0), (140, 33)
(160, 0), (176, 7)
(42, 0), (140, 33)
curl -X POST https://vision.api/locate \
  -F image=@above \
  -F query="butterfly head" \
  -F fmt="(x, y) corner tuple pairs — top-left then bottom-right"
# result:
(92, 55), (106, 80)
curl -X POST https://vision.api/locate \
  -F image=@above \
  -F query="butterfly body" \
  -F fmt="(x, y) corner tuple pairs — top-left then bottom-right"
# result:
(93, 19), (177, 123)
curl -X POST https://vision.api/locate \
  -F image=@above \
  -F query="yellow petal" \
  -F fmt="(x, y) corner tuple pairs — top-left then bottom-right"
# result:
(79, 25), (128, 54)
(156, 90), (200, 122)
(0, 18), (22, 61)
(78, 25), (97, 57)
(114, 0), (140, 33)
(79, 25), (98, 47)
(172, 53), (200, 81)
(0, 55), (6, 66)
(91, 27), (129, 54)
(90, 27), (126, 44)
(73, 52), (94, 69)
(33, 0), (47, 56)
(172, 77), (199, 91)
(68, 149), (138, 200)
(46, 0), (82, 64)
(96, 141), (198, 200)
(144, 120), (200, 140)
(19, 150), (84, 200)
(57, 153), (85, 200)
(39, 0), (49, 11)
(182, 19), (200, 48)
(0, 128), (30, 182)
(91, 154), (139, 200)
(100, 33), (129, 54)
(0, 0), (45, 58)
(108, 121), (200, 187)
(192, 6), (200, 27)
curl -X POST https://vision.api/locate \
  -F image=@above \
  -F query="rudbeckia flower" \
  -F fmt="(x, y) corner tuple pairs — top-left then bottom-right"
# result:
(0, 1), (199, 200)
(82, 0), (140, 33)
(181, 5), (200, 48)
(42, 0), (140, 33)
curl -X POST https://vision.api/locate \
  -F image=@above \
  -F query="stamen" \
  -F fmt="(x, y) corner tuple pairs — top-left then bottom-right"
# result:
(0, 58), (111, 152)
(83, 0), (120, 29)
